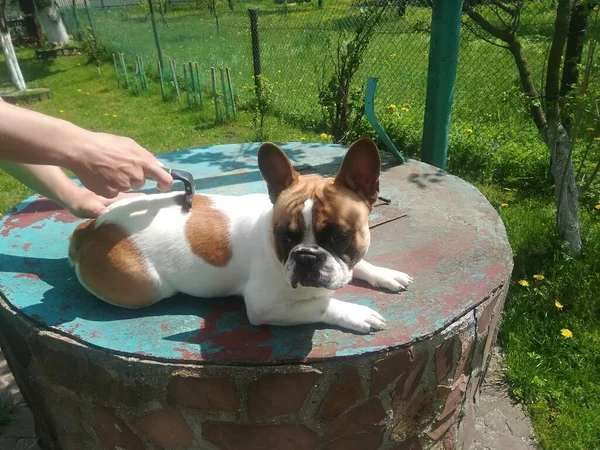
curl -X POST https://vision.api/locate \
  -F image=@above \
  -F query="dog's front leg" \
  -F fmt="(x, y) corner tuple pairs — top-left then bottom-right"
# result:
(246, 296), (385, 333)
(353, 260), (413, 292)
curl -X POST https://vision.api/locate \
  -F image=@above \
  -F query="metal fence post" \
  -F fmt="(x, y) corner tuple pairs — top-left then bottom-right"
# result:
(83, 0), (97, 43)
(421, 0), (464, 170)
(148, 0), (165, 72)
(248, 8), (262, 98)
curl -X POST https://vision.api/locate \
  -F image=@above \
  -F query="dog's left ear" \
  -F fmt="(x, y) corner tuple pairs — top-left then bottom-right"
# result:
(334, 137), (381, 204)
(258, 142), (299, 204)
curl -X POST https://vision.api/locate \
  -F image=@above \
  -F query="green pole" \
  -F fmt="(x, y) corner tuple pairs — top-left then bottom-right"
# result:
(147, 0), (165, 72)
(420, 0), (463, 170)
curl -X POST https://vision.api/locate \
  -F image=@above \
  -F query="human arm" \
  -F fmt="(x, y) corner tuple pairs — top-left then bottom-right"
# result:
(0, 99), (173, 198)
(0, 162), (139, 218)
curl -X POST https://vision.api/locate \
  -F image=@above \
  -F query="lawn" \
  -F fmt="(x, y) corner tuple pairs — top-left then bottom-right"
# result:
(1, 3), (600, 447)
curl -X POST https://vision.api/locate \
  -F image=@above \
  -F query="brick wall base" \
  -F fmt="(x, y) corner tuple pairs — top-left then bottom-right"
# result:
(0, 282), (508, 450)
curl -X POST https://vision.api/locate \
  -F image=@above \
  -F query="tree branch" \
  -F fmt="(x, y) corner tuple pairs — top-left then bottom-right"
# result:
(466, 9), (512, 42)
(491, 0), (516, 16)
(463, 21), (510, 49)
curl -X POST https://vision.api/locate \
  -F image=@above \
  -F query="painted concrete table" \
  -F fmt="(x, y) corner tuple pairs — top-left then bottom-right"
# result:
(0, 142), (513, 450)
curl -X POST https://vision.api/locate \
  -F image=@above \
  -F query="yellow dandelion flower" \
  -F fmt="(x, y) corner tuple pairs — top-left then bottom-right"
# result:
(320, 133), (328, 139)
(401, 107), (409, 112)
(560, 328), (573, 338)
(391, 53), (397, 57)
(533, 274), (545, 281)
(595, 204), (600, 210)
(104, 113), (109, 116)
(518, 280), (529, 287)
(555, 300), (564, 310)
(388, 104), (397, 110)
(500, 202), (509, 207)
(59, 109), (64, 113)
(112, 114), (118, 118)
(300, 137), (307, 142)
(77, 88), (82, 92)
(466, 128), (473, 134)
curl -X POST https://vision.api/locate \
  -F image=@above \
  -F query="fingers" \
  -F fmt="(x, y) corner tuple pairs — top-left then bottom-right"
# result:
(89, 182), (119, 199)
(144, 160), (173, 191)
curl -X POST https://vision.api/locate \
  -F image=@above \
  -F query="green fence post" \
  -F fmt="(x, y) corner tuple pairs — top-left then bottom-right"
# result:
(147, 0), (165, 72)
(83, 0), (97, 43)
(420, 0), (463, 170)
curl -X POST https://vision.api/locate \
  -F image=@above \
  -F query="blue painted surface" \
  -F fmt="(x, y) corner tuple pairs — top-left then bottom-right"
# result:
(0, 143), (513, 364)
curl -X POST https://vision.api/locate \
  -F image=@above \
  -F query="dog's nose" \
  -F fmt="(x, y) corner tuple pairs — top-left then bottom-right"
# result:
(297, 252), (318, 266)
(293, 247), (325, 266)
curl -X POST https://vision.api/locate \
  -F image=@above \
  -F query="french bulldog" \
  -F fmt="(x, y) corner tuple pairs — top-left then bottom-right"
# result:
(68, 137), (412, 333)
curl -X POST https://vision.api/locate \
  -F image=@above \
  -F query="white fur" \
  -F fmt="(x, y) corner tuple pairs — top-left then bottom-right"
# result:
(73, 192), (413, 333)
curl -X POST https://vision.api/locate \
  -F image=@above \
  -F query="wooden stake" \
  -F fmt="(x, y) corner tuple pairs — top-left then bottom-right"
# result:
(119, 53), (129, 88)
(211, 67), (220, 123)
(157, 60), (166, 101)
(220, 67), (229, 118)
(170, 58), (180, 103)
(226, 67), (236, 119)
(194, 62), (202, 107)
(112, 54), (121, 87)
(183, 63), (191, 108)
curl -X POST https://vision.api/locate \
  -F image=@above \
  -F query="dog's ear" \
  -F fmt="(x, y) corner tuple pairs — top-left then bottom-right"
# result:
(334, 137), (381, 204)
(258, 142), (299, 204)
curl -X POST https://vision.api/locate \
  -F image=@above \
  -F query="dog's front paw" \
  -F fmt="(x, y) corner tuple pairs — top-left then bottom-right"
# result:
(337, 303), (386, 333)
(366, 267), (413, 292)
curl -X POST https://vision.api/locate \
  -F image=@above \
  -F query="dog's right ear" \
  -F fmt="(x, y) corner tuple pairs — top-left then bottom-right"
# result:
(258, 142), (299, 204)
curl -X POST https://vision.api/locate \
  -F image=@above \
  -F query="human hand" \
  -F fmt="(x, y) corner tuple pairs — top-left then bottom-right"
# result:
(65, 131), (173, 198)
(63, 188), (143, 219)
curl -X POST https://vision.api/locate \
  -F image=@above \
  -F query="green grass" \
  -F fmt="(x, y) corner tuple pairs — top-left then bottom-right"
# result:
(478, 186), (600, 450)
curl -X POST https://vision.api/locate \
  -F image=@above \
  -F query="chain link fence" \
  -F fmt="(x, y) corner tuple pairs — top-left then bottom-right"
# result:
(55, 0), (560, 166)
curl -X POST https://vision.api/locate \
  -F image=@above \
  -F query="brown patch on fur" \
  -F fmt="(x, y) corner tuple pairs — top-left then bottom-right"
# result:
(185, 194), (232, 267)
(70, 223), (160, 308)
(314, 181), (372, 266)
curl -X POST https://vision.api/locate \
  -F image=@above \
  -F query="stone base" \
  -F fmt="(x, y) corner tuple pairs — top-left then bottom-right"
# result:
(0, 284), (507, 450)
(0, 88), (51, 105)
(35, 47), (80, 59)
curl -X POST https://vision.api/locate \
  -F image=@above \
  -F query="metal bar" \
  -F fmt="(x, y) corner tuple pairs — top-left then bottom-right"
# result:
(364, 77), (404, 163)
(248, 8), (262, 98)
(420, 0), (464, 169)
(147, 0), (165, 72)
(83, 0), (97, 43)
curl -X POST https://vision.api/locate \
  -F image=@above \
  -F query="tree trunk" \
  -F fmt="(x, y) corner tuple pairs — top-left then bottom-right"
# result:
(38, 2), (68, 45)
(18, 0), (43, 42)
(546, 124), (582, 253)
(0, 30), (26, 90)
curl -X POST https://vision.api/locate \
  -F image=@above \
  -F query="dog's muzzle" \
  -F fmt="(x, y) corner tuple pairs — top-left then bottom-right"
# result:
(290, 246), (328, 288)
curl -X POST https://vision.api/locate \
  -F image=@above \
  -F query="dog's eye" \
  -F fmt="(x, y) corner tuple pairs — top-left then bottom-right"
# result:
(330, 232), (349, 243)
(276, 228), (298, 245)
